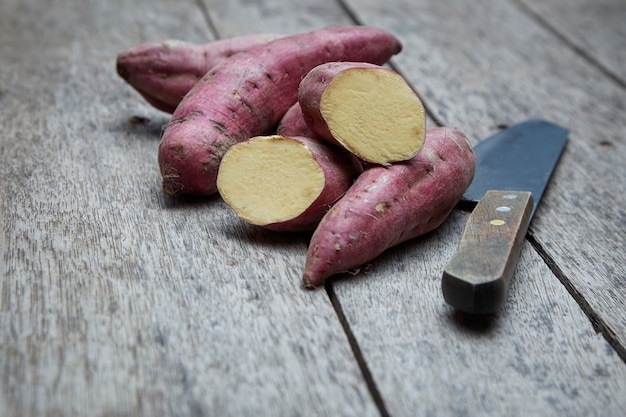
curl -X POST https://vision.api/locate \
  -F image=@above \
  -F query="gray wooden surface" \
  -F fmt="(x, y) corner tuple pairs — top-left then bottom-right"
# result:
(1, 0), (625, 416)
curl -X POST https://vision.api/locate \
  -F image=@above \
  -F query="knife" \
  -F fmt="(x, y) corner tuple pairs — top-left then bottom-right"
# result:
(441, 119), (569, 315)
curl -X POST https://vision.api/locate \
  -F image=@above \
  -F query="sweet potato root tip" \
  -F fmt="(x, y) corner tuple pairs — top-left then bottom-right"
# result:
(303, 276), (315, 290)
(299, 62), (426, 164)
(217, 135), (363, 232)
(302, 127), (476, 287)
(116, 34), (285, 112)
(116, 59), (130, 80)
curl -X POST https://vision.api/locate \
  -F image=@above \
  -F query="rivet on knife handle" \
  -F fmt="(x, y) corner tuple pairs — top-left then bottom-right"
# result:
(442, 190), (534, 314)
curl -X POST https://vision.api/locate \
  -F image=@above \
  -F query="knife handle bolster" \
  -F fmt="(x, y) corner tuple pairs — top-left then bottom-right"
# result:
(442, 190), (533, 314)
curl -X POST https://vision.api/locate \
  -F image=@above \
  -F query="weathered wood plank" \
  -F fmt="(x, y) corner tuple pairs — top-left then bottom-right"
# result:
(326, 0), (626, 415)
(516, 0), (626, 85)
(0, 1), (378, 416)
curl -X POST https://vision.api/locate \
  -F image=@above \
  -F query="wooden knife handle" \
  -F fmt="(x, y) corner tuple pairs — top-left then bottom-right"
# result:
(442, 190), (533, 314)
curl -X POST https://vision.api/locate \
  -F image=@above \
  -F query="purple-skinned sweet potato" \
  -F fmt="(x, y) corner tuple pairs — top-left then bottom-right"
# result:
(298, 61), (426, 164)
(217, 135), (363, 232)
(276, 103), (317, 138)
(302, 127), (476, 288)
(158, 26), (402, 196)
(116, 34), (283, 113)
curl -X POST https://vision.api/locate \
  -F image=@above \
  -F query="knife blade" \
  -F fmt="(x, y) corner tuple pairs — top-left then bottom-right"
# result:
(442, 119), (569, 314)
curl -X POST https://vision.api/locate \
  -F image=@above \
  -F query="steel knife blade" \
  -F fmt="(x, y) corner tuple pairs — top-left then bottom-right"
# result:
(442, 119), (569, 314)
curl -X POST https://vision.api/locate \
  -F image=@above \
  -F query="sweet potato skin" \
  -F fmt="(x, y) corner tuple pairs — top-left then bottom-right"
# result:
(116, 34), (282, 113)
(276, 103), (317, 139)
(302, 127), (476, 288)
(158, 26), (403, 196)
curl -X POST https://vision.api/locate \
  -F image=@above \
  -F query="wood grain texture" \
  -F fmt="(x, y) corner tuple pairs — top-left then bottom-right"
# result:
(2, 0), (625, 416)
(0, 0), (378, 416)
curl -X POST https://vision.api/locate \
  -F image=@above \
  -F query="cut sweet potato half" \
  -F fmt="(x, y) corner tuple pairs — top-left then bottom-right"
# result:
(217, 135), (363, 232)
(299, 62), (426, 164)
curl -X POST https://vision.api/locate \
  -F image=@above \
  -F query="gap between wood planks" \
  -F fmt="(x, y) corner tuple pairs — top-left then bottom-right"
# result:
(325, 281), (392, 417)
(527, 232), (626, 363)
(510, 0), (626, 90)
(195, 0), (221, 40)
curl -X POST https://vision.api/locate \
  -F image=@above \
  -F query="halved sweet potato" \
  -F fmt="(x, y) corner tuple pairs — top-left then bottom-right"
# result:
(217, 135), (363, 232)
(298, 62), (426, 164)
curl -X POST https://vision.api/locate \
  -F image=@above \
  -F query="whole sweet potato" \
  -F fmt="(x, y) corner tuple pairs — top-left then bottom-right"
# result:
(298, 62), (426, 165)
(158, 26), (402, 196)
(217, 135), (363, 232)
(302, 127), (476, 288)
(116, 34), (282, 113)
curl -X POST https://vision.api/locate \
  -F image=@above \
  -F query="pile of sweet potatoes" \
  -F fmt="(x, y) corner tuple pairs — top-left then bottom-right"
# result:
(117, 26), (476, 287)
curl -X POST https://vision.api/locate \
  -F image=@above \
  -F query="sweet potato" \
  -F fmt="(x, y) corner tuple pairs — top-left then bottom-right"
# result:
(158, 26), (402, 196)
(298, 62), (426, 164)
(276, 103), (317, 138)
(116, 34), (282, 113)
(217, 135), (363, 232)
(302, 127), (476, 288)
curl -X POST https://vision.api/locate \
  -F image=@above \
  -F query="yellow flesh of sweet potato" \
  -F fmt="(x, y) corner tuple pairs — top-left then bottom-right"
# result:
(218, 136), (325, 226)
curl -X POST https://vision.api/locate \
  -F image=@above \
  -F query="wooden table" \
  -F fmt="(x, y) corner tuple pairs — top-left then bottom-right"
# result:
(2, 0), (625, 416)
